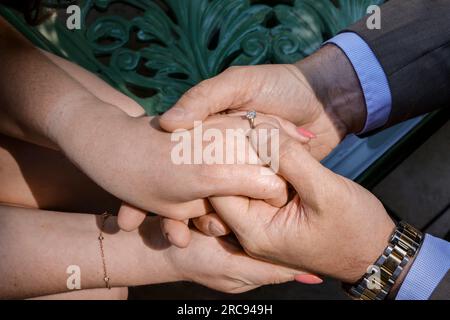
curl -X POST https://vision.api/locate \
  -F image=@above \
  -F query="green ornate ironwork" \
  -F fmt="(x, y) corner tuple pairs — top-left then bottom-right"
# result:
(81, 0), (384, 114)
(1, 0), (383, 115)
(4, 0), (445, 192)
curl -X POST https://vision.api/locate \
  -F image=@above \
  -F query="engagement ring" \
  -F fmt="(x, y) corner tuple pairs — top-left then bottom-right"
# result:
(246, 110), (257, 129)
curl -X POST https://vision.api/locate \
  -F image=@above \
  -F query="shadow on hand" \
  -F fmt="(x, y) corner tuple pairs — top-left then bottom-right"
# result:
(138, 217), (172, 251)
(137, 216), (244, 254)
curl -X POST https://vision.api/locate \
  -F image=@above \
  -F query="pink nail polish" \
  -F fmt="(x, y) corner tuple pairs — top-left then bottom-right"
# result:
(295, 274), (323, 285)
(297, 127), (316, 139)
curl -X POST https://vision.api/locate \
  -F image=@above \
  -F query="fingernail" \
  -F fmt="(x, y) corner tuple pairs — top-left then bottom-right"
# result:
(295, 274), (323, 285)
(208, 222), (226, 236)
(297, 127), (316, 139)
(162, 107), (185, 121)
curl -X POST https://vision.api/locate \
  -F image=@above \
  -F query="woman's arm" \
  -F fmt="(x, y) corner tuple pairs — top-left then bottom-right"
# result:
(0, 206), (178, 299)
(0, 16), (124, 149)
(0, 205), (299, 299)
(0, 133), (121, 213)
(37, 49), (145, 118)
(0, 16), (287, 228)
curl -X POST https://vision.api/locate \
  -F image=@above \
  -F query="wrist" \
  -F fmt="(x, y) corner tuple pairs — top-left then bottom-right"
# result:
(45, 97), (129, 149)
(349, 218), (396, 284)
(137, 220), (184, 285)
(295, 45), (367, 139)
(106, 217), (182, 287)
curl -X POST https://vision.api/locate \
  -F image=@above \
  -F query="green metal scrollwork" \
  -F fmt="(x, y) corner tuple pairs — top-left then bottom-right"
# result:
(8, 0), (432, 191)
(1, 0), (384, 115)
(80, 0), (275, 113)
(272, 0), (385, 63)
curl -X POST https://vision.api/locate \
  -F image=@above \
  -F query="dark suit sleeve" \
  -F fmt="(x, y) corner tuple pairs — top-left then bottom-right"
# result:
(430, 271), (450, 300)
(346, 0), (450, 128)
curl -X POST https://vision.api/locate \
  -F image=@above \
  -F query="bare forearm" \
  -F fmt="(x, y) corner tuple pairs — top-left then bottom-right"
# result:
(0, 17), (124, 149)
(0, 206), (178, 299)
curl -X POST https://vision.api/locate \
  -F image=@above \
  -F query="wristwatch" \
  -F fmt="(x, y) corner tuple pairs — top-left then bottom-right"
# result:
(346, 221), (423, 300)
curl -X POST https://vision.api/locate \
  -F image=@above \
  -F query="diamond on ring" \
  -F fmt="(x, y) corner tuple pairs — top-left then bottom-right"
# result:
(246, 110), (257, 129)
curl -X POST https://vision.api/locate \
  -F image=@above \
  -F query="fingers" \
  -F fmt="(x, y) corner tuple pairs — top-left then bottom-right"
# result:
(204, 164), (288, 207)
(161, 212), (231, 248)
(226, 111), (311, 145)
(117, 203), (147, 232)
(196, 114), (306, 207)
(249, 123), (331, 203)
(192, 213), (231, 237)
(160, 218), (191, 248)
(227, 251), (305, 292)
(160, 68), (245, 132)
(209, 196), (253, 235)
(160, 199), (213, 220)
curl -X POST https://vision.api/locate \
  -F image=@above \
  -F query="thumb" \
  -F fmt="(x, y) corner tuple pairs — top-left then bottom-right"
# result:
(192, 213), (231, 237)
(250, 123), (332, 203)
(160, 218), (191, 248)
(160, 69), (245, 132)
(209, 196), (254, 236)
(117, 203), (147, 232)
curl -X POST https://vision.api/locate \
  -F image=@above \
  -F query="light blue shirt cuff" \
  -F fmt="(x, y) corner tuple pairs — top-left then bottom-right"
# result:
(396, 234), (450, 300)
(325, 32), (392, 134)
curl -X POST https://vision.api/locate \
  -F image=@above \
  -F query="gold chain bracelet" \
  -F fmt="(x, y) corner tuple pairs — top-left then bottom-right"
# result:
(98, 212), (112, 290)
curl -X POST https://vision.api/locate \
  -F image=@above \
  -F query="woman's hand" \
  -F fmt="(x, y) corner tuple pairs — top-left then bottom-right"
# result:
(0, 205), (302, 299)
(159, 46), (367, 161)
(56, 110), (311, 232)
(0, 17), (289, 232)
(142, 217), (303, 294)
(209, 125), (395, 284)
(157, 114), (311, 247)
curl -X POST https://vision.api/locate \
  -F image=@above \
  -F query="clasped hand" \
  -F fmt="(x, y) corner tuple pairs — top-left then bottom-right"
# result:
(157, 64), (395, 285)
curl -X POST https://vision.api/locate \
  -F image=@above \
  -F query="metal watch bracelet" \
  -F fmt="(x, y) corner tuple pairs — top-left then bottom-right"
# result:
(346, 221), (423, 300)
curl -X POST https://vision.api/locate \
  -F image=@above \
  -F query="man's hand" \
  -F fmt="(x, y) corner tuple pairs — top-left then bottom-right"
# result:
(154, 113), (310, 247)
(159, 45), (368, 247)
(160, 45), (367, 161)
(209, 124), (395, 284)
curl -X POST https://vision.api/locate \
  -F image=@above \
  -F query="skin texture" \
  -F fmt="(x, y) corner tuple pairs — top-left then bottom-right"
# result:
(41, 35), (313, 247)
(0, 132), (304, 299)
(0, 206), (299, 299)
(210, 125), (396, 284)
(156, 40), (416, 294)
(159, 45), (367, 161)
(0, 9), (411, 297)
(0, 16), (288, 232)
(0, 22), (307, 298)
(159, 45), (367, 245)
(0, 50), (304, 299)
